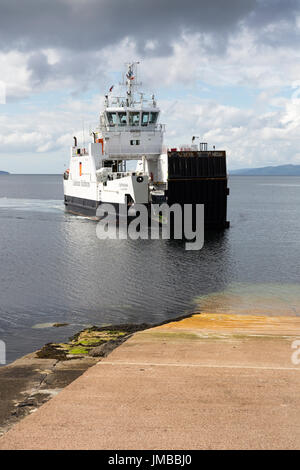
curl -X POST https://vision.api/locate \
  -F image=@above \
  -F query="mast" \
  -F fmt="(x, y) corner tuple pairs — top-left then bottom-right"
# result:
(125, 62), (140, 107)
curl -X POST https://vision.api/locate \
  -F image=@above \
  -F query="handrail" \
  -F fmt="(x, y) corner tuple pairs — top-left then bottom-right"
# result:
(100, 123), (165, 132)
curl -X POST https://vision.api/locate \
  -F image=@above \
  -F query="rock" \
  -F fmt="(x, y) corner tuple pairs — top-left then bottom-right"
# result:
(36, 344), (68, 360)
(89, 339), (123, 357)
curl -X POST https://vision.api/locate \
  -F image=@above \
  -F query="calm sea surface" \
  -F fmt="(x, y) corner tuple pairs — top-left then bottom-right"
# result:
(0, 174), (300, 364)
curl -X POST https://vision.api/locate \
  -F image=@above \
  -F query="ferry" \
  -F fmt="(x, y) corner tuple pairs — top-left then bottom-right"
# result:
(63, 62), (168, 216)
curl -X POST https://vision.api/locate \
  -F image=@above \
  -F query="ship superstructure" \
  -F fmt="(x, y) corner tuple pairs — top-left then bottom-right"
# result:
(64, 62), (230, 229)
(63, 62), (168, 215)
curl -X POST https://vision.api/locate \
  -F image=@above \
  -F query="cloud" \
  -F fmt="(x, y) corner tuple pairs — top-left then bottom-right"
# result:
(1, 0), (300, 171)
(0, 1), (258, 97)
(0, 93), (101, 154)
(0, 0), (300, 99)
(1, 0), (299, 59)
(1, 89), (300, 172)
(160, 93), (300, 169)
(0, 0), (257, 53)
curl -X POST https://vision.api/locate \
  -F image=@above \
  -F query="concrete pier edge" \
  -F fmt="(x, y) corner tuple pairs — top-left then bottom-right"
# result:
(0, 313), (300, 450)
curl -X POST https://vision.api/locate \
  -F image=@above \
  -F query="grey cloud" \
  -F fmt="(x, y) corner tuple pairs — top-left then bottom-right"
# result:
(0, 0), (299, 57)
(247, 0), (300, 28)
(27, 48), (111, 92)
(28, 52), (52, 85)
(245, 0), (300, 48)
(2, 0), (300, 98)
(0, 0), (257, 54)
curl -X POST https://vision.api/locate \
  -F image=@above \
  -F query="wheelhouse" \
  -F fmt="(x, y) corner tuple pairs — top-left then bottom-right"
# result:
(104, 110), (159, 128)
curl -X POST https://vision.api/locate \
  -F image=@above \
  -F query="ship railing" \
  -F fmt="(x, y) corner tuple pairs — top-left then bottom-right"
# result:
(107, 97), (155, 107)
(100, 123), (165, 132)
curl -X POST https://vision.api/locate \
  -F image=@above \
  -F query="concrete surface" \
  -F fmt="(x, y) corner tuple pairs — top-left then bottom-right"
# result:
(0, 352), (97, 436)
(0, 313), (300, 450)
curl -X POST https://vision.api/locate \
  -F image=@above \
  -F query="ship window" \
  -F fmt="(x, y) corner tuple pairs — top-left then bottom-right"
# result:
(118, 112), (127, 126)
(106, 112), (117, 126)
(149, 112), (158, 124)
(129, 112), (140, 126)
(141, 112), (149, 126)
(130, 140), (140, 145)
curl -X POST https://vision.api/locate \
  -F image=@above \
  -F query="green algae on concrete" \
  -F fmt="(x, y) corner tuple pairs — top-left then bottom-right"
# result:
(36, 323), (149, 360)
(68, 346), (89, 355)
(138, 330), (201, 341)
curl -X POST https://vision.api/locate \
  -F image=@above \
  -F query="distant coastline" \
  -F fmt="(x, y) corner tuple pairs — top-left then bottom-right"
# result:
(230, 164), (300, 176)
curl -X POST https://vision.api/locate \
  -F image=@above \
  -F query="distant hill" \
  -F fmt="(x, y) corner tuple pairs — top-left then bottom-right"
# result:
(0, 171), (9, 175)
(230, 164), (300, 176)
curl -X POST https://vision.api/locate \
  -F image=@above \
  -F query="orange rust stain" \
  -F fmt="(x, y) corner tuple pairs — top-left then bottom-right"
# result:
(156, 313), (300, 336)
(193, 286), (300, 317)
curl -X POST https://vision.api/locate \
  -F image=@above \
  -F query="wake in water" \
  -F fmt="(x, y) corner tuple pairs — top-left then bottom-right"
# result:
(0, 198), (99, 222)
(0, 198), (65, 213)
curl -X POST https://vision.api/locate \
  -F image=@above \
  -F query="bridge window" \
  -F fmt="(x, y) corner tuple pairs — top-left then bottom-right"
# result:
(149, 112), (158, 124)
(129, 112), (140, 126)
(118, 112), (127, 126)
(142, 112), (149, 126)
(106, 112), (117, 126)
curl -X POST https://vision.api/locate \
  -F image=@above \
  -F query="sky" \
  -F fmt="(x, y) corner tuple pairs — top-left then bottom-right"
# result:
(1, 0), (300, 172)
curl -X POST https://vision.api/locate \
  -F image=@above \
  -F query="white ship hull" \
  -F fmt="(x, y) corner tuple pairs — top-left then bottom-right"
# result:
(64, 171), (151, 216)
